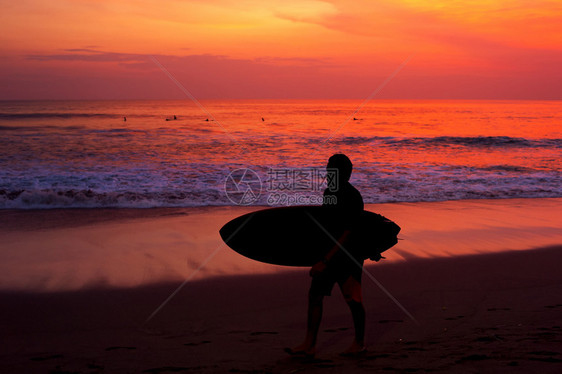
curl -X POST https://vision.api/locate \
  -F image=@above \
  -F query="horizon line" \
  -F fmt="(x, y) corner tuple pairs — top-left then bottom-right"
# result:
(1, 97), (561, 102)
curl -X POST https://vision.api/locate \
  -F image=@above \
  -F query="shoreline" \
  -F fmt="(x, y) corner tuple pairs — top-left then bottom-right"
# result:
(1, 195), (561, 227)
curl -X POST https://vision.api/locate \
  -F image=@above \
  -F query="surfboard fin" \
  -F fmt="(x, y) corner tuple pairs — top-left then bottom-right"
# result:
(369, 253), (386, 262)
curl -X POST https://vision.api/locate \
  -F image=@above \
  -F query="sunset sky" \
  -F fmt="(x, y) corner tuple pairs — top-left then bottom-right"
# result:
(1, 0), (561, 100)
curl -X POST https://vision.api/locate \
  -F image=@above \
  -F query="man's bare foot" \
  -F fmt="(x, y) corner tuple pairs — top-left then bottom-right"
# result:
(284, 343), (315, 358)
(340, 341), (366, 357)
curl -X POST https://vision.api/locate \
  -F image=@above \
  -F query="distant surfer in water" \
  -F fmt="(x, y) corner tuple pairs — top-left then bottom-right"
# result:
(286, 153), (366, 358)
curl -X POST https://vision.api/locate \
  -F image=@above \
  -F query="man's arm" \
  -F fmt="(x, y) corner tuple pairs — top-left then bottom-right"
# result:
(309, 230), (350, 277)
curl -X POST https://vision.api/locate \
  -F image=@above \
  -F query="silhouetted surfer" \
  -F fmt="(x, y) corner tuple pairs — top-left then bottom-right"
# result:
(286, 154), (366, 358)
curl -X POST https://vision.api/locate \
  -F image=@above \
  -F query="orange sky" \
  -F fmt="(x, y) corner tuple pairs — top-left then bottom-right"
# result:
(1, 0), (561, 99)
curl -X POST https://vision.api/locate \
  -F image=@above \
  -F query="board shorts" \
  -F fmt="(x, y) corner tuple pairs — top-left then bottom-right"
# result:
(309, 253), (364, 298)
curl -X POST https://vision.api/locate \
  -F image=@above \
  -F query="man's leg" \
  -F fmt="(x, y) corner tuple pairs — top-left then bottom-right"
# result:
(290, 291), (324, 355)
(341, 276), (366, 354)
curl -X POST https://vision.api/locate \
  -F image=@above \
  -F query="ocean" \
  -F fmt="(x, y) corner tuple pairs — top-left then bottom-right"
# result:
(0, 99), (560, 209)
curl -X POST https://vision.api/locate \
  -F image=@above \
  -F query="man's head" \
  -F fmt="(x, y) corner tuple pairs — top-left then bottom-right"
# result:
(327, 153), (352, 182)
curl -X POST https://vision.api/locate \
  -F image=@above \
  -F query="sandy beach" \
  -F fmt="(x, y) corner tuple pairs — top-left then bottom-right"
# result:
(1, 198), (561, 373)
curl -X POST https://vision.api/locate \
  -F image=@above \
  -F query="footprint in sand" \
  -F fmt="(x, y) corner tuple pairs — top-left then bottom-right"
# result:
(30, 354), (63, 361)
(105, 346), (136, 351)
(288, 356), (334, 366)
(405, 346), (427, 352)
(362, 353), (391, 361)
(314, 361), (337, 368)
(474, 335), (504, 343)
(456, 354), (491, 363)
(445, 315), (465, 321)
(528, 350), (560, 356)
(323, 327), (350, 333)
(527, 352), (562, 364)
(249, 331), (278, 336)
(183, 340), (211, 347)
(143, 366), (212, 373)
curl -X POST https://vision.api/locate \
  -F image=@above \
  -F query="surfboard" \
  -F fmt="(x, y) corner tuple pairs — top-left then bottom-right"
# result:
(219, 206), (400, 266)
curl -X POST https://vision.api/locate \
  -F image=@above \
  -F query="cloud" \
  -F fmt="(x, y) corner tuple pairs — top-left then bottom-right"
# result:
(6, 39), (562, 101)
(27, 48), (328, 66)
(24, 49), (337, 75)
(10, 49), (366, 100)
(272, 0), (339, 23)
(27, 49), (149, 63)
(274, 0), (562, 58)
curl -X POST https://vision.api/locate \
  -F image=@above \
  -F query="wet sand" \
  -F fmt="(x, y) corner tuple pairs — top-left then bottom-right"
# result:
(1, 199), (561, 373)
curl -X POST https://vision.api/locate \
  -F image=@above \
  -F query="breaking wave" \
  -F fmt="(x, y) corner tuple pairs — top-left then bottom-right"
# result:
(335, 136), (562, 149)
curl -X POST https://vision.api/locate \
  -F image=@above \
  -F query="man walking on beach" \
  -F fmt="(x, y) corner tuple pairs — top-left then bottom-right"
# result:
(286, 154), (366, 358)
